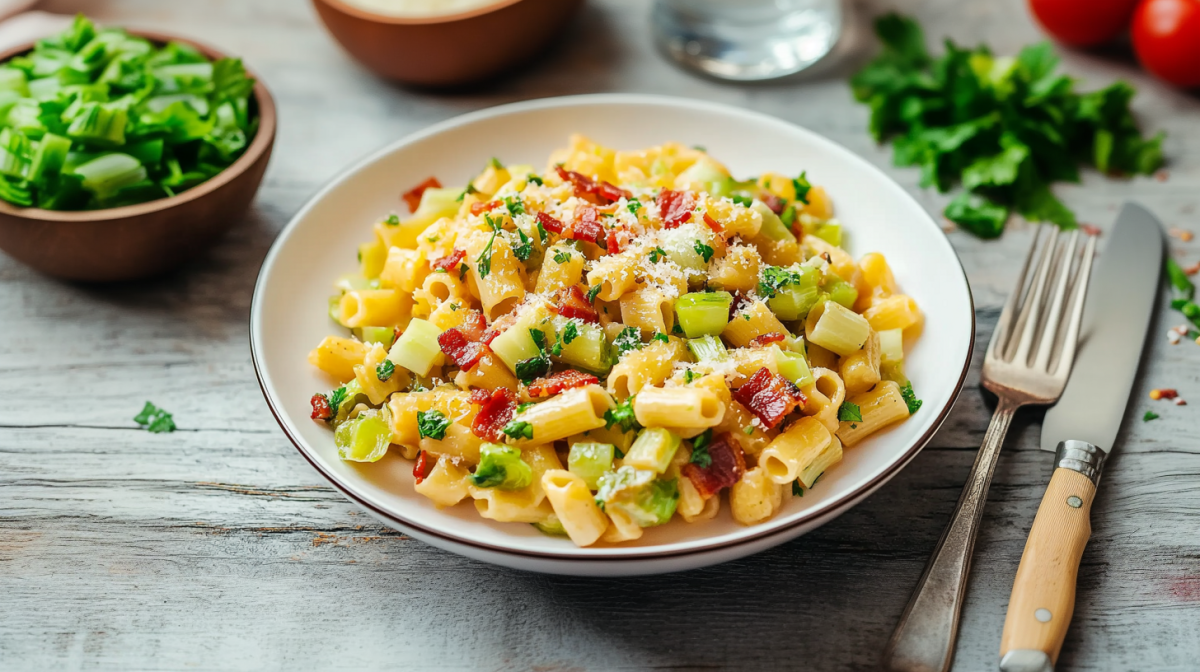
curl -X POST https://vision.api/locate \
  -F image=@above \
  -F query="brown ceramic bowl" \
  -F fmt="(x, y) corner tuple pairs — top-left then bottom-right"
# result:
(312, 0), (583, 87)
(0, 31), (276, 282)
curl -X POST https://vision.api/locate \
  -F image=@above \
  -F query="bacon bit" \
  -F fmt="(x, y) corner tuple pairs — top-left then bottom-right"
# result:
(1175, 397), (1188, 406)
(431, 248), (465, 272)
(682, 433), (746, 499)
(1156, 170), (1170, 182)
(527, 369), (599, 398)
(1150, 388), (1178, 401)
(413, 450), (434, 484)
(555, 284), (600, 324)
(748, 332), (787, 348)
(310, 393), (333, 421)
(437, 328), (488, 370)
(554, 165), (630, 204)
(471, 388), (516, 442)
(733, 367), (806, 429)
(469, 388), (491, 405)
(1169, 227), (1194, 243)
(762, 193), (786, 215)
(728, 292), (752, 321)
(702, 211), (724, 234)
(470, 200), (501, 216)
(402, 177), (441, 213)
(658, 189), (696, 229)
(604, 227), (625, 254)
(1185, 262), (1200, 276)
(536, 210), (564, 234)
(567, 203), (604, 245)
(458, 309), (488, 341)
(1079, 223), (1102, 237)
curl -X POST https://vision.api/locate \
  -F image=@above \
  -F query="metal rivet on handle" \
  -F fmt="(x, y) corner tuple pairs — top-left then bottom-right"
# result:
(1067, 495), (1082, 508)
(1035, 608), (1053, 623)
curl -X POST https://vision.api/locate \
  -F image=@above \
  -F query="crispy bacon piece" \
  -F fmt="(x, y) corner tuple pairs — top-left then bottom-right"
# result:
(733, 367), (806, 429)
(471, 388), (516, 442)
(682, 433), (747, 499)
(431, 248), (465, 272)
(402, 177), (441, 213)
(702, 212), (724, 234)
(728, 292), (752, 322)
(437, 328), (488, 371)
(413, 450), (434, 484)
(604, 227), (626, 254)
(469, 388), (491, 405)
(658, 189), (696, 229)
(527, 369), (599, 398)
(537, 210), (564, 234)
(554, 165), (631, 204)
(762, 193), (786, 215)
(555, 284), (600, 324)
(566, 203), (604, 245)
(748, 332), (787, 348)
(310, 393), (333, 421)
(470, 200), (501, 216)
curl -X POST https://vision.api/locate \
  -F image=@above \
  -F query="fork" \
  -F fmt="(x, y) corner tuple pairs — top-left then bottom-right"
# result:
(880, 226), (1097, 672)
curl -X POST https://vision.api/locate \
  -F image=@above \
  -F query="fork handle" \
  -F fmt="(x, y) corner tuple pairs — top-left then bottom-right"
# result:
(880, 396), (1019, 672)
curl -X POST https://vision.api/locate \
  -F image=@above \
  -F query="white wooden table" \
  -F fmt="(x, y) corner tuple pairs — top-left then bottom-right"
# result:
(3, 0), (1198, 669)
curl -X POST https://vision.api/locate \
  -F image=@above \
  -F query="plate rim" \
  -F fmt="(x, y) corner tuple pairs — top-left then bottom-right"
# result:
(250, 93), (976, 561)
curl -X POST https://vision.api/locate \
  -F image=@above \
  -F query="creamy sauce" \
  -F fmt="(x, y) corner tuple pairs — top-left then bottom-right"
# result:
(339, 0), (503, 18)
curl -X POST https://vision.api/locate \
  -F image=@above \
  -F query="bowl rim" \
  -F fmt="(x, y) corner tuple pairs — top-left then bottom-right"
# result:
(0, 28), (277, 223)
(314, 0), (526, 26)
(250, 93), (976, 561)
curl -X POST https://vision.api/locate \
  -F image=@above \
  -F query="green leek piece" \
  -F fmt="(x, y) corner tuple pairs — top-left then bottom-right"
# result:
(0, 127), (30, 178)
(675, 291), (732, 338)
(595, 466), (679, 527)
(470, 443), (533, 490)
(552, 316), (611, 374)
(752, 200), (796, 242)
(65, 102), (128, 145)
(387, 318), (443, 377)
(0, 67), (27, 95)
(532, 514), (568, 537)
(814, 222), (842, 246)
(774, 347), (815, 388)
(355, 326), (395, 347)
(767, 284), (821, 321)
(491, 305), (554, 373)
(334, 408), (391, 463)
(28, 133), (70, 183)
(72, 153), (146, 202)
(823, 277), (859, 309)
(623, 428), (682, 474)
(687, 335), (728, 362)
(567, 442), (616, 490)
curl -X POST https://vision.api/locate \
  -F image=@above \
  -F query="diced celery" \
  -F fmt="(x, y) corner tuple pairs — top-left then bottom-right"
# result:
(334, 408), (391, 463)
(568, 442), (615, 489)
(533, 514), (568, 536)
(824, 277), (859, 309)
(359, 239), (387, 279)
(657, 225), (709, 273)
(72, 153), (147, 201)
(623, 428), (682, 474)
(470, 443), (533, 490)
(674, 155), (729, 189)
(878, 328), (904, 364)
(65, 102), (128, 145)
(806, 301), (870, 357)
(815, 222), (842, 247)
(553, 317), (611, 374)
(675, 291), (732, 338)
(881, 361), (908, 384)
(688, 335), (728, 362)
(0, 128), (30, 179)
(355, 326), (395, 347)
(767, 284), (821, 321)
(491, 305), (554, 373)
(27, 77), (60, 101)
(774, 346), (815, 388)
(752, 200), (796, 242)
(595, 466), (679, 527)
(388, 318), (443, 376)
(28, 133), (70, 184)
(395, 187), (465, 247)
(0, 67), (27, 96)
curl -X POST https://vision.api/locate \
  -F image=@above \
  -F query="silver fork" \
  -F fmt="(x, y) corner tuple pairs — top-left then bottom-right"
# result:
(880, 225), (1097, 672)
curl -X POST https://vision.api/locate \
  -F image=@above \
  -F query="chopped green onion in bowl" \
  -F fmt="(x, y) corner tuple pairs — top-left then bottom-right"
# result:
(0, 14), (258, 210)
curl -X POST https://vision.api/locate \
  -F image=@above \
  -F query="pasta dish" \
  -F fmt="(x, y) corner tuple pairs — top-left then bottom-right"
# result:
(306, 135), (923, 547)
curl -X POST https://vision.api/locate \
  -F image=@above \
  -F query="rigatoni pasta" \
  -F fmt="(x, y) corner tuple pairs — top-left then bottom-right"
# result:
(305, 136), (923, 546)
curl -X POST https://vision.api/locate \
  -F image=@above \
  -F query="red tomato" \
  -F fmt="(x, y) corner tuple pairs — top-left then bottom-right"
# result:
(1029, 0), (1140, 45)
(1133, 0), (1200, 87)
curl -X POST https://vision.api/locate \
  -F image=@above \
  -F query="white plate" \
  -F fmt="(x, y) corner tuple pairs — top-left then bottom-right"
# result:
(251, 94), (975, 576)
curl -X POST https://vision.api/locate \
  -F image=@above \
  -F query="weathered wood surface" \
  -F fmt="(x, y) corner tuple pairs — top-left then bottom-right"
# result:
(2, 0), (1198, 670)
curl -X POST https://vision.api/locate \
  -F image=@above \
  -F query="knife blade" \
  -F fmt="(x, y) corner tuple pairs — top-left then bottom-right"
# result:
(999, 202), (1164, 672)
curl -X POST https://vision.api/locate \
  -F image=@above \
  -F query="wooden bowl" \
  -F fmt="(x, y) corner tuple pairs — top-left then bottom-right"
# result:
(312, 0), (583, 87)
(0, 31), (276, 282)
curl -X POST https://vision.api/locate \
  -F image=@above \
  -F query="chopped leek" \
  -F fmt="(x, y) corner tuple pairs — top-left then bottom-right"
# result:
(687, 335), (728, 362)
(752, 200), (796, 242)
(388, 318), (443, 377)
(675, 291), (732, 338)
(568, 442), (615, 489)
(335, 408), (391, 463)
(471, 443), (533, 490)
(595, 466), (679, 527)
(624, 428), (682, 474)
(774, 347), (815, 388)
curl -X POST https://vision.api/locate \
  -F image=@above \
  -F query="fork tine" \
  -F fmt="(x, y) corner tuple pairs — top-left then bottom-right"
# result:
(1052, 232), (1097, 376)
(989, 226), (1047, 361)
(1033, 229), (1080, 371)
(1008, 226), (1059, 364)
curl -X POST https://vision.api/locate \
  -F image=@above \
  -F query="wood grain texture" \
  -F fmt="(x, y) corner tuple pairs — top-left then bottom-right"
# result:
(2, 0), (1199, 670)
(1000, 468), (1096, 664)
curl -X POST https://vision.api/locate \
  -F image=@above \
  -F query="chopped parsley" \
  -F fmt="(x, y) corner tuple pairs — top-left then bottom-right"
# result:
(528, 174), (544, 186)
(516, 401), (537, 413)
(792, 481), (804, 496)
(385, 213), (400, 226)
(530, 328), (547, 350)
(901, 381), (923, 415)
(563, 320), (580, 345)
(536, 220), (548, 244)
(781, 204), (796, 227)
(417, 409), (449, 440)
(651, 332), (669, 344)
(513, 228), (534, 261)
(604, 395), (641, 433)
(553, 250), (572, 264)
(134, 401), (176, 433)
(627, 199), (642, 215)
(516, 328), (552, 382)
(488, 157), (503, 169)
(672, 322), (683, 335)
(327, 385), (349, 413)
(758, 265), (806, 299)
(649, 246), (667, 263)
(684, 369), (697, 384)
(731, 194), (754, 207)
(792, 172), (812, 204)
(503, 420), (534, 440)
(693, 240), (714, 263)
(743, 425), (755, 435)
(612, 327), (643, 358)
(376, 359), (395, 382)
(504, 195), (525, 217)
(838, 401), (863, 423)
(586, 284), (603, 303)
(690, 429), (713, 468)
(1143, 410), (1159, 422)
(477, 213), (502, 279)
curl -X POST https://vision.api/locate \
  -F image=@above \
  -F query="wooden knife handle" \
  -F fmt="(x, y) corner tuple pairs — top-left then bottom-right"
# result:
(999, 462), (1099, 671)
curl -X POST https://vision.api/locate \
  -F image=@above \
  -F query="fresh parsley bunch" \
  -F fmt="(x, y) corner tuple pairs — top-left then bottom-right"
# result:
(851, 14), (1164, 238)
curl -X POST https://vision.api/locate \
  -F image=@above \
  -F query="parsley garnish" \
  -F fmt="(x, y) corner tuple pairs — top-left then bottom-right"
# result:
(838, 401), (863, 423)
(528, 174), (544, 186)
(690, 429), (713, 468)
(743, 425), (755, 435)
(536, 220), (548, 244)
(385, 213), (400, 226)
(513, 228), (533, 261)
(459, 264), (469, 281)
(758, 265), (806, 299)
(417, 409), (449, 440)
(604, 395), (641, 433)
(652, 332), (669, 344)
(1143, 411), (1159, 422)
(780, 204), (796, 227)
(477, 215), (502, 279)
(586, 284), (603, 303)
(731, 194), (754, 207)
(672, 322), (683, 335)
(515, 355), (550, 382)
(376, 359), (395, 382)
(627, 199), (642, 215)
(684, 369), (696, 384)
(901, 381), (923, 414)
(504, 195), (525, 217)
(693, 240), (714, 263)
(327, 386), (348, 414)
(517, 402), (537, 413)
(649, 246), (667, 263)
(530, 328), (547, 350)
(792, 481), (804, 496)
(562, 320), (580, 345)
(553, 250), (571, 264)
(134, 401), (176, 433)
(612, 327), (643, 358)
(792, 172), (812, 204)
(503, 420), (534, 440)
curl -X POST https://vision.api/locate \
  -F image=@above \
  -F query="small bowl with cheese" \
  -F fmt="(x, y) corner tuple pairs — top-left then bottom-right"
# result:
(312, 0), (584, 87)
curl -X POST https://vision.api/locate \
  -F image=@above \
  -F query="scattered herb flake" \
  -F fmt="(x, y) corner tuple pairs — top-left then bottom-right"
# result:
(385, 213), (400, 226)
(604, 395), (641, 434)
(690, 429), (713, 467)
(792, 481), (804, 496)
(649, 246), (667, 263)
(901, 381), (923, 415)
(693, 240), (714, 263)
(134, 401), (176, 433)
(553, 250), (572, 264)
(503, 420), (534, 441)
(376, 359), (395, 382)
(586, 284), (603, 303)
(417, 409), (450, 440)
(838, 401), (863, 423)
(1143, 411), (1160, 422)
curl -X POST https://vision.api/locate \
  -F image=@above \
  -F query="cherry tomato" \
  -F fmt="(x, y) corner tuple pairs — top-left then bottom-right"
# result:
(1029, 0), (1140, 46)
(1133, 0), (1200, 87)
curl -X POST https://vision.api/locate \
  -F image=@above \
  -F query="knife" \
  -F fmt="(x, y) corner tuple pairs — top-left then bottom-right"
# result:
(998, 203), (1164, 672)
